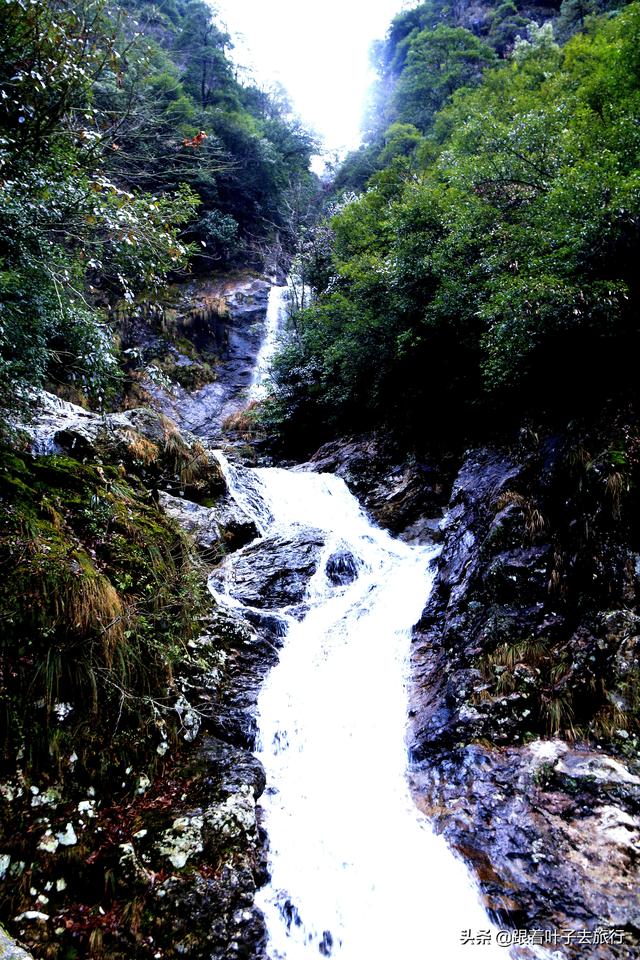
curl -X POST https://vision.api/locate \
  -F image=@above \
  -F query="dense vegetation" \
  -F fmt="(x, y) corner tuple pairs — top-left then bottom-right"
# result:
(0, 409), (232, 776)
(0, 0), (316, 411)
(267, 0), (640, 453)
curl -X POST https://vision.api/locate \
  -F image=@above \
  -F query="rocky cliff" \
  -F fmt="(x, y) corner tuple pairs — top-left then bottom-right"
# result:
(407, 431), (640, 957)
(300, 427), (640, 956)
(116, 274), (273, 440)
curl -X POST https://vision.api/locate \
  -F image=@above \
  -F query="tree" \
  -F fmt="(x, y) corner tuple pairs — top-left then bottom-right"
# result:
(392, 26), (497, 134)
(266, 2), (640, 448)
(174, 0), (234, 110)
(556, 0), (598, 41)
(0, 0), (198, 408)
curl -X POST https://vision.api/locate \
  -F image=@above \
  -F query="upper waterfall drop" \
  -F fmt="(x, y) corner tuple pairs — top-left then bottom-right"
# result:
(249, 283), (290, 402)
(209, 453), (513, 960)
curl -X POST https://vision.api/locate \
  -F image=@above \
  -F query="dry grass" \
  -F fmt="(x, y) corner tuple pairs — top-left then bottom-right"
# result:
(122, 373), (154, 410)
(548, 547), (565, 595)
(179, 440), (210, 486)
(88, 928), (104, 958)
(605, 470), (625, 518)
(566, 444), (593, 492)
(495, 489), (546, 540)
(496, 490), (527, 510)
(488, 637), (547, 671)
(64, 571), (126, 660)
(527, 507), (546, 537)
(543, 694), (576, 739)
(160, 419), (211, 486)
(591, 702), (630, 739)
(222, 401), (261, 437)
(121, 428), (160, 465)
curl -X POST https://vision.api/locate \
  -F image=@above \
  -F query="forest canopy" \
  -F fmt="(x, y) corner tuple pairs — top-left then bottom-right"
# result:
(0, 0), (316, 410)
(266, 0), (640, 451)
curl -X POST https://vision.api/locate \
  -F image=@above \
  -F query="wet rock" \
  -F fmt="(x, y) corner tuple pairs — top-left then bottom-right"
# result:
(319, 929), (334, 956)
(23, 392), (102, 455)
(301, 434), (451, 540)
(0, 562), (271, 960)
(325, 549), (359, 586)
(410, 743), (640, 956)
(158, 491), (257, 556)
(158, 815), (204, 870)
(216, 529), (324, 610)
(55, 823), (77, 847)
(0, 927), (34, 959)
(139, 276), (272, 439)
(204, 627), (285, 751)
(150, 868), (267, 960)
(25, 396), (226, 499)
(158, 493), (221, 550)
(181, 607), (283, 752)
(199, 737), (266, 800)
(204, 787), (256, 847)
(242, 609), (289, 642)
(408, 437), (640, 955)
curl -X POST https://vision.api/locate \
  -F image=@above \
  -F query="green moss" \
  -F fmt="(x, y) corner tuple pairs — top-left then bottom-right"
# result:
(0, 445), (210, 782)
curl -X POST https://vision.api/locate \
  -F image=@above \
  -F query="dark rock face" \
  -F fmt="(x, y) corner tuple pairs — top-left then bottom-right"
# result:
(0, 614), (271, 960)
(325, 549), (359, 586)
(201, 525), (325, 752)
(408, 437), (640, 956)
(300, 434), (452, 541)
(123, 732), (269, 960)
(144, 276), (272, 439)
(193, 609), (288, 751)
(158, 490), (258, 556)
(411, 742), (640, 949)
(213, 529), (325, 610)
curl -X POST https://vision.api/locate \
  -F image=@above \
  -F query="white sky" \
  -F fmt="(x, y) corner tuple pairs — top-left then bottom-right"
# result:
(213, 0), (413, 155)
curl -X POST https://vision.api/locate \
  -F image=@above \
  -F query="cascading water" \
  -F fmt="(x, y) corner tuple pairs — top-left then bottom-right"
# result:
(210, 457), (509, 959)
(249, 284), (289, 401)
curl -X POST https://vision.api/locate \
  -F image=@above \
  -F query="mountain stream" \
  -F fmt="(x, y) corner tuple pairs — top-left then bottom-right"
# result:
(210, 452), (505, 959)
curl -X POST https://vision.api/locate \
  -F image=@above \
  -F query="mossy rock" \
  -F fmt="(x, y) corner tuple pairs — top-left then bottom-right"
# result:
(0, 446), (211, 782)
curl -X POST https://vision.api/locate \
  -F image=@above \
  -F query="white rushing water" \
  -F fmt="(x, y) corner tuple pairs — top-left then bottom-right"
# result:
(212, 456), (506, 960)
(249, 284), (289, 401)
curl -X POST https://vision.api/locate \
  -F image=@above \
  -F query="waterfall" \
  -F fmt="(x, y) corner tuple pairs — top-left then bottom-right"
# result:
(249, 284), (289, 402)
(210, 455), (509, 959)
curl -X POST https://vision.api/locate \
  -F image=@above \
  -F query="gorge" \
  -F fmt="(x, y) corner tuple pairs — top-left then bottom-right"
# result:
(2, 0), (640, 957)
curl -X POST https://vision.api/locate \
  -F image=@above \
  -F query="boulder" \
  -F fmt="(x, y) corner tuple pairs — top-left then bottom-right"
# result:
(158, 491), (257, 556)
(0, 928), (34, 960)
(300, 433), (450, 541)
(408, 436), (640, 954)
(213, 529), (325, 610)
(325, 549), (359, 586)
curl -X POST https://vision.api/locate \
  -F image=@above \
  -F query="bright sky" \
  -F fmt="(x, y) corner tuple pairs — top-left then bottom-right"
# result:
(213, 0), (413, 155)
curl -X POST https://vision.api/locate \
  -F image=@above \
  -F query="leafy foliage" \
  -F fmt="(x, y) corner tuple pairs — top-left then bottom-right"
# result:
(0, 0), (316, 410)
(0, 0), (201, 408)
(268, 3), (640, 452)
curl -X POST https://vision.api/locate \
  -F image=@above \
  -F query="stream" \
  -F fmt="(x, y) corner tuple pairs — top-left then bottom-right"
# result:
(210, 455), (505, 959)
(24, 283), (509, 958)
